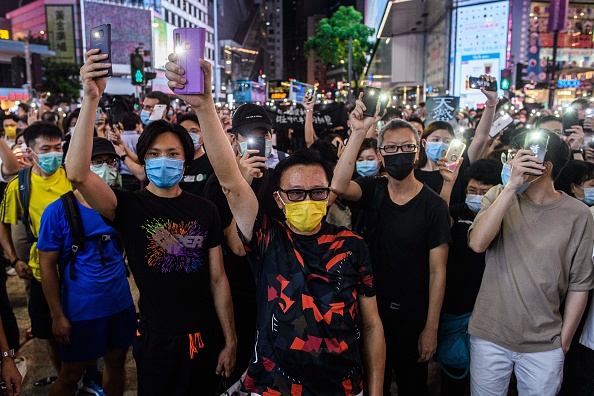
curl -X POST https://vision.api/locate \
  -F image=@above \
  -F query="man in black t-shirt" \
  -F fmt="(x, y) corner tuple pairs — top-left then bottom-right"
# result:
(166, 57), (385, 395)
(66, 52), (236, 396)
(177, 113), (214, 197)
(332, 96), (451, 396)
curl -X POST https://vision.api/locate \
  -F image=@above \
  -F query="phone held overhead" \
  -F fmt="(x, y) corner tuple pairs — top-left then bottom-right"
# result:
(362, 86), (389, 117)
(468, 76), (497, 92)
(173, 28), (206, 94)
(90, 24), (112, 78)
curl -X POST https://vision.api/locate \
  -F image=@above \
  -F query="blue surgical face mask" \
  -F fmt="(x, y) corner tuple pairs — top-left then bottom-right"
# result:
(356, 160), (379, 177)
(501, 163), (538, 194)
(145, 157), (184, 189)
(140, 109), (152, 125)
(91, 163), (118, 186)
(576, 185), (594, 206)
(425, 141), (449, 163)
(189, 132), (201, 151)
(34, 151), (62, 174)
(465, 194), (483, 213)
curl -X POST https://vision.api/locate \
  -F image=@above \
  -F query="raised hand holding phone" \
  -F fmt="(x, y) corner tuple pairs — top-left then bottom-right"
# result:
(166, 54), (213, 110)
(173, 28), (206, 94)
(81, 49), (111, 99)
(349, 92), (380, 134)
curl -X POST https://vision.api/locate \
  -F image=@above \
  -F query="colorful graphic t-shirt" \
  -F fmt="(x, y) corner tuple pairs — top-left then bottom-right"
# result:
(109, 188), (223, 335)
(242, 215), (375, 396)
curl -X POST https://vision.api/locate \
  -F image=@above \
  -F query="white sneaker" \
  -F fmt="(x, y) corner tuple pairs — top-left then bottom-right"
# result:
(14, 356), (26, 380)
(6, 268), (16, 276)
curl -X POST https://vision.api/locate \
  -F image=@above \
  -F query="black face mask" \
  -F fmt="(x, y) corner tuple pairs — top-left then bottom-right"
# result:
(383, 152), (416, 181)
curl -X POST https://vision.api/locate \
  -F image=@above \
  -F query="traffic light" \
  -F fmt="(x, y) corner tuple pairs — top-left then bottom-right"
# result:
(516, 62), (528, 90)
(130, 53), (145, 85)
(500, 69), (512, 90)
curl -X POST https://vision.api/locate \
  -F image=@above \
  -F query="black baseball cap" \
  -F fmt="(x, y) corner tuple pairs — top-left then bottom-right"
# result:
(91, 137), (118, 159)
(231, 103), (272, 136)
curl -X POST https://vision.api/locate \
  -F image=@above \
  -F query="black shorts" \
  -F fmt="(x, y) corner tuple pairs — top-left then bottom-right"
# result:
(28, 277), (53, 339)
(133, 324), (224, 396)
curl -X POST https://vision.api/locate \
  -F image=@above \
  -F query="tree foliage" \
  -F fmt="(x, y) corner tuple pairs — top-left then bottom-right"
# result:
(304, 6), (375, 76)
(39, 60), (81, 102)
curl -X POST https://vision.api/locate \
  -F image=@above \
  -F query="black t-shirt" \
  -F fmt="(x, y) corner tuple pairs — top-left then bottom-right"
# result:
(414, 152), (470, 205)
(442, 203), (486, 315)
(109, 188), (223, 335)
(354, 177), (452, 320)
(241, 215), (375, 395)
(179, 153), (214, 198)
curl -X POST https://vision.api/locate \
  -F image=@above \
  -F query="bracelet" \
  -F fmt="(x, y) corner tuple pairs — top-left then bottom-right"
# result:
(572, 148), (584, 155)
(305, 109), (313, 113)
(485, 99), (499, 108)
(11, 258), (20, 266)
(0, 350), (15, 359)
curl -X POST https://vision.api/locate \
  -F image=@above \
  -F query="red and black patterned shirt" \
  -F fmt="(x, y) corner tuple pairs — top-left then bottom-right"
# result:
(241, 215), (375, 395)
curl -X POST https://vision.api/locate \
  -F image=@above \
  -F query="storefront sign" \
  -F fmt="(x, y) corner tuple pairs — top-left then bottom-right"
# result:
(45, 5), (76, 63)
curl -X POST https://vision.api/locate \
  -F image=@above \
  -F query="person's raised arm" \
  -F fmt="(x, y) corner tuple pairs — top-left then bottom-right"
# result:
(165, 56), (258, 241)
(113, 143), (147, 182)
(468, 149), (545, 253)
(65, 49), (117, 221)
(303, 95), (316, 148)
(0, 140), (20, 179)
(331, 93), (377, 201)
(468, 75), (498, 163)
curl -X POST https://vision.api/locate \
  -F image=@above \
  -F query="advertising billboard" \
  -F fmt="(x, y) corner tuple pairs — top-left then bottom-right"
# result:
(453, 1), (510, 107)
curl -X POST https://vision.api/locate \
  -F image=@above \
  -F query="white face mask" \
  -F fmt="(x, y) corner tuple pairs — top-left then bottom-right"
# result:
(90, 163), (118, 186)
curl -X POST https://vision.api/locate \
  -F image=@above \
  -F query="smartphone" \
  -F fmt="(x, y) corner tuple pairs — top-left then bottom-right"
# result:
(149, 104), (167, 121)
(562, 108), (579, 136)
(445, 139), (466, 172)
(304, 88), (315, 104)
(489, 113), (514, 138)
(173, 28), (206, 94)
(247, 137), (266, 158)
(524, 131), (549, 175)
(362, 86), (389, 117)
(89, 24), (112, 77)
(469, 76), (497, 91)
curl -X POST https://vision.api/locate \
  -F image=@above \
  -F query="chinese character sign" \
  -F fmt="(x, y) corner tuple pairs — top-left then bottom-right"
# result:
(425, 96), (460, 123)
(45, 5), (76, 63)
(265, 103), (347, 131)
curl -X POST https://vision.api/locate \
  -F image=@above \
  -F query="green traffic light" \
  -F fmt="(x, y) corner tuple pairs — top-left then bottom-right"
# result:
(501, 78), (510, 90)
(135, 70), (144, 83)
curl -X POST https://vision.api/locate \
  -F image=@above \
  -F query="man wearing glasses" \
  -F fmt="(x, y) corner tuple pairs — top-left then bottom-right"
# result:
(38, 137), (135, 396)
(166, 58), (385, 395)
(332, 97), (451, 396)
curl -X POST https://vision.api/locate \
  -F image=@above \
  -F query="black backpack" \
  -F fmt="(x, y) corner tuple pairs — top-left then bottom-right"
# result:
(59, 191), (119, 280)
(353, 176), (388, 244)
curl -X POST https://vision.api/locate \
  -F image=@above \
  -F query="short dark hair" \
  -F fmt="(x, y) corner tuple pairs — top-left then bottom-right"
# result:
(64, 108), (80, 131)
(2, 114), (19, 125)
(555, 160), (594, 197)
(309, 139), (339, 165)
(41, 111), (59, 124)
(176, 113), (200, 126)
(534, 115), (561, 128)
(464, 158), (502, 187)
(275, 148), (334, 188)
(571, 98), (590, 110)
(23, 122), (63, 149)
(136, 120), (194, 167)
(382, 107), (403, 121)
(408, 116), (425, 131)
(121, 113), (141, 131)
(357, 138), (377, 157)
(18, 103), (30, 113)
(526, 129), (570, 181)
(145, 91), (171, 108)
(417, 121), (455, 168)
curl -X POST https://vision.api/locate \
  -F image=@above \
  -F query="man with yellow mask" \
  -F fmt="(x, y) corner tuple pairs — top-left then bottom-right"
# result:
(166, 57), (385, 395)
(2, 115), (20, 147)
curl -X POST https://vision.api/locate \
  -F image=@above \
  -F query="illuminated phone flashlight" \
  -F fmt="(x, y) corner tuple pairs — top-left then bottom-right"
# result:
(587, 109), (592, 115)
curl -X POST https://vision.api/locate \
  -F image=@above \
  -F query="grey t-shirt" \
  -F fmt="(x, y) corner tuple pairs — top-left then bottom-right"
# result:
(468, 185), (594, 353)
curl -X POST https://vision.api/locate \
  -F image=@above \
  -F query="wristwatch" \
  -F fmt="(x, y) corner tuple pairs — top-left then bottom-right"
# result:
(0, 350), (15, 359)
(572, 148), (584, 156)
(121, 154), (128, 162)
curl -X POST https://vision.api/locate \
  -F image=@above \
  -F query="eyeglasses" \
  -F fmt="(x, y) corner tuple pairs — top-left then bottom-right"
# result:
(91, 158), (118, 167)
(279, 188), (330, 202)
(379, 144), (418, 154)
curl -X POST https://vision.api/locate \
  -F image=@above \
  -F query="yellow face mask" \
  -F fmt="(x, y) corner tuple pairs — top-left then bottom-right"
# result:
(4, 126), (16, 139)
(281, 198), (327, 232)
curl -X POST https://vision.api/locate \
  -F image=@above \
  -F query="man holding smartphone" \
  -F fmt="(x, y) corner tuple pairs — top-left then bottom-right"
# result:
(468, 131), (593, 395)
(140, 91), (170, 126)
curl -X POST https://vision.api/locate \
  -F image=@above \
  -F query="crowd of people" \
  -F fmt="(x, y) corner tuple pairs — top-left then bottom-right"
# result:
(0, 49), (591, 396)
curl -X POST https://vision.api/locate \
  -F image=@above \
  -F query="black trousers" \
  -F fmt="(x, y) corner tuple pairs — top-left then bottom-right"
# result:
(382, 316), (428, 396)
(0, 267), (19, 350)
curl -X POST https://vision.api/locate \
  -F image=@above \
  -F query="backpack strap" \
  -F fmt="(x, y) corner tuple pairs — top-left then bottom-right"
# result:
(60, 191), (83, 280)
(18, 167), (37, 243)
